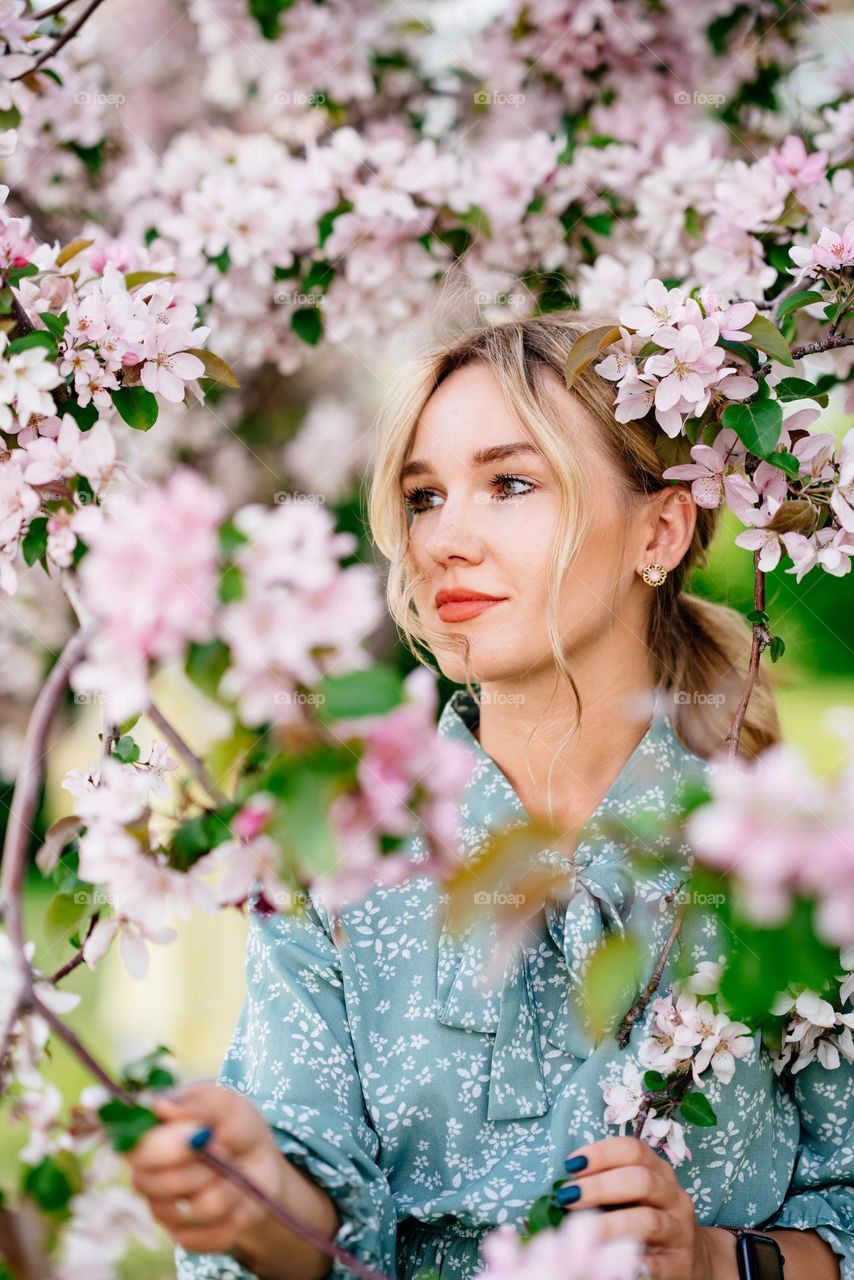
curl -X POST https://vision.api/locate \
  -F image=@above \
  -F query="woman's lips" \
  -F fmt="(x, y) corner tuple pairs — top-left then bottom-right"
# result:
(437, 598), (506, 622)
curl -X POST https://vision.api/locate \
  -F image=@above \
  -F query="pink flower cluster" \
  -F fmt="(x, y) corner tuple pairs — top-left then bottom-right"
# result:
(479, 1207), (641, 1280)
(601, 963), (754, 1167)
(72, 469), (226, 718)
(313, 666), (477, 914)
(217, 499), (383, 728)
(61, 746), (218, 978)
(769, 956), (854, 1075)
(597, 281), (758, 439)
(686, 718), (854, 947)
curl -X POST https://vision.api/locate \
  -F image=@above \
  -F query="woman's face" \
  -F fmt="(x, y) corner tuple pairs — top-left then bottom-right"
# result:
(401, 361), (660, 688)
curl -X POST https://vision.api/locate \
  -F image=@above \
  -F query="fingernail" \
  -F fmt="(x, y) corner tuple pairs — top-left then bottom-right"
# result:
(556, 1183), (582, 1206)
(564, 1154), (588, 1174)
(188, 1127), (212, 1150)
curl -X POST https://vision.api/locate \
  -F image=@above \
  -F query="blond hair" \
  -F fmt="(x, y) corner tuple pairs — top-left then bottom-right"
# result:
(366, 308), (781, 808)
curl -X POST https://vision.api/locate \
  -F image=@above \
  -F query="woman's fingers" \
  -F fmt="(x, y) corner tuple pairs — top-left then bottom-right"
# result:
(560, 1164), (669, 1210)
(590, 1205), (683, 1249)
(130, 1158), (217, 1201)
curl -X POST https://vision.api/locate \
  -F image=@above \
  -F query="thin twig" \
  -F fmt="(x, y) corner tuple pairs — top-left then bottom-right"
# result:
(0, 629), (90, 951)
(47, 911), (101, 984)
(146, 702), (229, 806)
(10, 0), (110, 80)
(726, 550), (770, 760)
(616, 896), (686, 1049)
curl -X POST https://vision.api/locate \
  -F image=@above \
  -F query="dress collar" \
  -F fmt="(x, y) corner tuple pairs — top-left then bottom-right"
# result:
(433, 686), (708, 1122)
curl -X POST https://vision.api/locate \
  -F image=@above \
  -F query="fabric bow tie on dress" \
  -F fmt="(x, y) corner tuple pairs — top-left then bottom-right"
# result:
(432, 693), (700, 1124)
(435, 839), (648, 1122)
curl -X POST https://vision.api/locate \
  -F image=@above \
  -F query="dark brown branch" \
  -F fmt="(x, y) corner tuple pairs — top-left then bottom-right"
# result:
(146, 702), (229, 806)
(726, 550), (770, 760)
(616, 889), (687, 1049)
(10, 0), (110, 80)
(47, 911), (101, 984)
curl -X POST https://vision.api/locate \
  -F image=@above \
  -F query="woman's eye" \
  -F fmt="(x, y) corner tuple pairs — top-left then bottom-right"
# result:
(403, 487), (440, 514)
(492, 473), (536, 501)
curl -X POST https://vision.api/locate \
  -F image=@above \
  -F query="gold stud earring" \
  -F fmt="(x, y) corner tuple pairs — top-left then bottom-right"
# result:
(641, 563), (667, 587)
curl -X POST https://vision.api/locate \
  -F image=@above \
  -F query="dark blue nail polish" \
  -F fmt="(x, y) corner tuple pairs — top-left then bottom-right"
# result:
(188, 1127), (212, 1150)
(564, 1154), (588, 1174)
(555, 1183), (581, 1206)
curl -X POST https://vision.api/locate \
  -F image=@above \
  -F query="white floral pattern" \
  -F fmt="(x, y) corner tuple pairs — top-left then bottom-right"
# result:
(176, 689), (854, 1280)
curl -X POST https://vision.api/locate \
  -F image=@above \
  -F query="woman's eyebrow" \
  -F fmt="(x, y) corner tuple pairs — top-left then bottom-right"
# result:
(399, 442), (542, 483)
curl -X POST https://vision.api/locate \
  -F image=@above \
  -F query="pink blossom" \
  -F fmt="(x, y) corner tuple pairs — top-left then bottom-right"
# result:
(830, 428), (854, 532)
(662, 427), (758, 516)
(790, 220), (854, 274)
(769, 136), (828, 190)
(139, 327), (206, 403)
(0, 455), (39, 549)
(733, 527), (784, 572)
(698, 288), (756, 341)
(479, 1209), (641, 1280)
(594, 326), (636, 381)
(781, 527), (854, 583)
(618, 278), (687, 337)
(645, 323), (726, 412)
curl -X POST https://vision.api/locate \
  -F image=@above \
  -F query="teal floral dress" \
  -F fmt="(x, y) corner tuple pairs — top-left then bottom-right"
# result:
(175, 689), (854, 1280)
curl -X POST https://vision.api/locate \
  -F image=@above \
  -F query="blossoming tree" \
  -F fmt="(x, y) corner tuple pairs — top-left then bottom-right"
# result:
(0, 0), (853, 1275)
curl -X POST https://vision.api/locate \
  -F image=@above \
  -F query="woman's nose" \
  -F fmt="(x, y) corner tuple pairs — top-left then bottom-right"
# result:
(422, 496), (485, 566)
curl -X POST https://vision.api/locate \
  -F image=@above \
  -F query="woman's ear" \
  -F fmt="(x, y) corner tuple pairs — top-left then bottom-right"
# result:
(639, 486), (696, 572)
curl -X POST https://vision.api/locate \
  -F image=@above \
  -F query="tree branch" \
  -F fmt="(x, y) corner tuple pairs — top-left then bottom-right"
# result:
(146, 701), (229, 807)
(10, 0), (110, 81)
(726, 550), (770, 760)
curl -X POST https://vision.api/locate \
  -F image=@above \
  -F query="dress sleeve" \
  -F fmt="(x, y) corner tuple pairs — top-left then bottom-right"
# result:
(174, 897), (398, 1280)
(760, 1053), (854, 1280)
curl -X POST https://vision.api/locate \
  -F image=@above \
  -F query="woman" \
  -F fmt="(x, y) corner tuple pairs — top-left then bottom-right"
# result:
(126, 313), (853, 1280)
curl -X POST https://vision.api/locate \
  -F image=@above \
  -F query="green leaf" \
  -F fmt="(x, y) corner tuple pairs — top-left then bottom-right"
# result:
(110, 386), (159, 430)
(218, 519), (249, 554)
(284, 767), (341, 878)
(314, 665), (404, 721)
(185, 347), (240, 389)
(775, 290), (823, 322)
(743, 313), (794, 367)
(62, 398), (99, 431)
(582, 932), (644, 1041)
(746, 609), (769, 624)
(119, 1044), (177, 1093)
(523, 1192), (564, 1238)
(97, 1099), (160, 1153)
(765, 450), (800, 479)
(43, 892), (91, 951)
(124, 270), (176, 290)
(678, 1091), (718, 1127)
(112, 735), (140, 764)
(170, 809), (234, 871)
(55, 238), (95, 268)
(721, 398), (783, 458)
(248, 0), (294, 38)
(186, 638), (231, 699)
(302, 259), (336, 294)
(291, 306), (323, 346)
(564, 325), (621, 389)
(218, 563), (244, 603)
(22, 517), (48, 567)
(643, 1069), (669, 1091)
(773, 377), (829, 407)
(23, 1157), (74, 1213)
(6, 329), (57, 358)
(769, 635), (786, 663)
(38, 310), (68, 341)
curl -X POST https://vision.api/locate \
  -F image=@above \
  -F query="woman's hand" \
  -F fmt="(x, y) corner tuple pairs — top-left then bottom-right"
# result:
(125, 1081), (288, 1256)
(558, 1135), (722, 1280)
